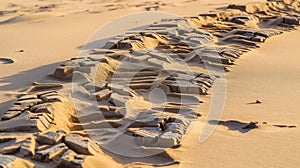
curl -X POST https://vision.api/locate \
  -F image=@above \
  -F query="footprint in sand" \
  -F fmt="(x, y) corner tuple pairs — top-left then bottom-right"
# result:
(0, 58), (14, 64)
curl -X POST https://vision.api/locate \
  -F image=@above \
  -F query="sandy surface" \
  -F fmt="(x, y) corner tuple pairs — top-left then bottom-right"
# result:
(0, 0), (266, 110)
(0, 0), (299, 167)
(168, 30), (300, 168)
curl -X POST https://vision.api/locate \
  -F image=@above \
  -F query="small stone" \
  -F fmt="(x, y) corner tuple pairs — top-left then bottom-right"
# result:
(283, 17), (299, 25)
(166, 81), (207, 95)
(0, 58), (14, 64)
(18, 49), (24, 52)
(59, 150), (83, 167)
(34, 143), (68, 162)
(256, 100), (262, 104)
(30, 103), (54, 114)
(53, 66), (75, 80)
(41, 95), (63, 102)
(251, 36), (266, 42)
(35, 144), (52, 151)
(59, 150), (114, 168)
(145, 6), (159, 11)
(103, 39), (121, 49)
(156, 131), (181, 148)
(64, 134), (101, 155)
(36, 131), (64, 145)
(20, 137), (36, 156)
(242, 121), (258, 129)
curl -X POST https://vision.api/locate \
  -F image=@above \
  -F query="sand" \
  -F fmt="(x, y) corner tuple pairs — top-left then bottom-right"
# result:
(0, 0), (299, 167)
(168, 30), (300, 168)
(0, 0), (266, 111)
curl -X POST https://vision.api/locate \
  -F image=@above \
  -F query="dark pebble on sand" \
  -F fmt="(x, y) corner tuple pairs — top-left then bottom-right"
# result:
(0, 58), (14, 64)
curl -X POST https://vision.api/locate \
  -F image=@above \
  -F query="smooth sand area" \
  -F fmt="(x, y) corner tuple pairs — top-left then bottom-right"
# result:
(169, 30), (300, 168)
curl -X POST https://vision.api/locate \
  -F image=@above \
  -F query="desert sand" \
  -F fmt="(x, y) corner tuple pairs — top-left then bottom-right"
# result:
(0, 0), (299, 167)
